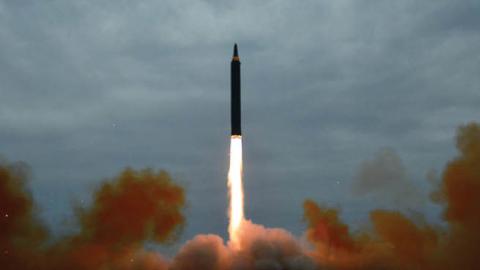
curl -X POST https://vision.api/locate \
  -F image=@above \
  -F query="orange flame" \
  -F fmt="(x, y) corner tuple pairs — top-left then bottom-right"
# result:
(228, 135), (244, 247)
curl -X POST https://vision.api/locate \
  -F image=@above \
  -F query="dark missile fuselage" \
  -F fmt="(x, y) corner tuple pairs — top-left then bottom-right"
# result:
(231, 44), (241, 136)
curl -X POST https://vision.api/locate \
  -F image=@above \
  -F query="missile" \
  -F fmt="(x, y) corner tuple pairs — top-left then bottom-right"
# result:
(231, 44), (241, 136)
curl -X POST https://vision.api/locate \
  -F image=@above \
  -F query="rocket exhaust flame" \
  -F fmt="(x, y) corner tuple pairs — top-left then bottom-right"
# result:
(228, 135), (244, 247)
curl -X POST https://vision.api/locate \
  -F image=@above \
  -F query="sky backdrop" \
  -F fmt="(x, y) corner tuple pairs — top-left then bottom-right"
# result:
(1, 0), (479, 252)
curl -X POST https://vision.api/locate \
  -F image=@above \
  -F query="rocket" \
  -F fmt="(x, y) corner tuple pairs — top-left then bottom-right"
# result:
(231, 44), (241, 136)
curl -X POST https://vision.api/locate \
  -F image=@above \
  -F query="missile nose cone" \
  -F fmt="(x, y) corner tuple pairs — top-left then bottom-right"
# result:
(233, 43), (238, 57)
(232, 44), (240, 61)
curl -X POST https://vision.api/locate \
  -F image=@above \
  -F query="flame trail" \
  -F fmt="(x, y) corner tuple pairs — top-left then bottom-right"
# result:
(228, 135), (244, 247)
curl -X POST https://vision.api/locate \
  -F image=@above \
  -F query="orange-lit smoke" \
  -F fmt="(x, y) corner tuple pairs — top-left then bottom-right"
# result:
(227, 135), (245, 247)
(0, 160), (47, 270)
(303, 122), (480, 269)
(0, 165), (184, 270)
(2, 122), (480, 270)
(49, 168), (185, 270)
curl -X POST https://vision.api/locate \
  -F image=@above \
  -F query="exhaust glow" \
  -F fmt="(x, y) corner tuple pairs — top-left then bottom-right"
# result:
(228, 135), (244, 247)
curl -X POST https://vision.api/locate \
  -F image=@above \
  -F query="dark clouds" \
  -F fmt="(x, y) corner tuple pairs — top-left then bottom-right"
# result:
(0, 0), (479, 247)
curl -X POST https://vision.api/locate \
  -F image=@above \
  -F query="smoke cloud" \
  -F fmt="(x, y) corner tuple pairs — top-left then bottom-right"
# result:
(304, 122), (480, 269)
(352, 148), (424, 209)
(170, 220), (315, 270)
(1, 166), (184, 270)
(1, 122), (480, 269)
(0, 160), (48, 270)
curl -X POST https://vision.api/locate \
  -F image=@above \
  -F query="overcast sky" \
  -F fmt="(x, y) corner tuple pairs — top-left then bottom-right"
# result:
(1, 0), (479, 251)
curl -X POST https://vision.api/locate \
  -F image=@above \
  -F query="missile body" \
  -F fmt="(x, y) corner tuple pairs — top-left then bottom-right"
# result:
(231, 44), (241, 136)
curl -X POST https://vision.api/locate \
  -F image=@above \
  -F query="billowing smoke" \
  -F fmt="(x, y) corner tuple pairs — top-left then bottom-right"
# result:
(352, 148), (424, 209)
(170, 221), (315, 270)
(304, 122), (480, 269)
(1, 166), (184, 270)
(2, 122), (480, 269)
(0, 160), (48, 270)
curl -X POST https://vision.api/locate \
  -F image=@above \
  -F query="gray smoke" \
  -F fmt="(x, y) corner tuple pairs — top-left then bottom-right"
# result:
(352, 148), (424, 209)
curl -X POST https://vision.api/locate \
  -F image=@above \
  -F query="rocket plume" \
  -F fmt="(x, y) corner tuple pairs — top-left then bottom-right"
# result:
(228, 135), (244, 247)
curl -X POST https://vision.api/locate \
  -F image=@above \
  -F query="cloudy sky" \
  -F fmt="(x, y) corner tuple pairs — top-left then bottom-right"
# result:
(1, 0), (479, 251)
